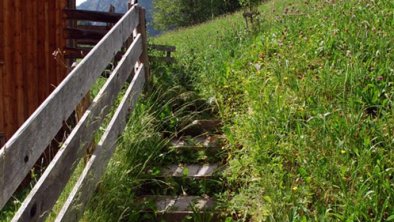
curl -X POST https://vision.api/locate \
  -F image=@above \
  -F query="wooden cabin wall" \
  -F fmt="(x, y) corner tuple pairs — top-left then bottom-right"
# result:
(0, 0), (4, 144)
(0, 0), (69, 143)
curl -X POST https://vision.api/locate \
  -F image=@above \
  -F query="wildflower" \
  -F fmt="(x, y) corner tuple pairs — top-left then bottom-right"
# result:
(292, 186), (298, 191)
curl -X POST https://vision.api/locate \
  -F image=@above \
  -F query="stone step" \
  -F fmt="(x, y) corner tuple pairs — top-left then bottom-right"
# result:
(158, 163), (220, 178)
(136, 177), (224, 196)
(140, 195), (215, 221)
(181, 119), (222, 136)
(170, 134), (225, 149)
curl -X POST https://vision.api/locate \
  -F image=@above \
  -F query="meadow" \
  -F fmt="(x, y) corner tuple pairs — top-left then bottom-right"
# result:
(153, 0), (394, 220)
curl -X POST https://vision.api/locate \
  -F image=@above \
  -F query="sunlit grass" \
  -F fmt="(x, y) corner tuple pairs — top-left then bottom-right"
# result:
(154, 0), (394, 220)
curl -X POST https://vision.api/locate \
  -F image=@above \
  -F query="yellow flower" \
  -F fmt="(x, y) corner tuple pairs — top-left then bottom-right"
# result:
(341, 150), (346, 154)
(292, 186), (298, 191)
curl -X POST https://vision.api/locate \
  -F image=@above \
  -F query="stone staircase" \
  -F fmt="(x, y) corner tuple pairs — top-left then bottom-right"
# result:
(138, 120), (226, 221)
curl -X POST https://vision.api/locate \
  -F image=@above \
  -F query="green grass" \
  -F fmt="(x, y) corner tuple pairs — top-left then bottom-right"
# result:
(80, 98), (166, 221)
(79, 65), (214, 221)
(2, 0), (393, 221)
(153, 0), (394, 220)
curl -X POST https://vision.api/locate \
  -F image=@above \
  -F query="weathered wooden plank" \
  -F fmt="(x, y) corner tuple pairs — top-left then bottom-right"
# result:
(159, 164), (219, 178)
(107, 5), (116, 29)
(48, 0), (57, 90)
(0, 132), (5, 148)
(0, 64), (3, 137)
(56, 0), (67, 84)
(37, 0), (47, 104)
(0, 6), (139, 210)
(3, 0), (17, 140)
(75, 39), (100, 46)
(26, 0), (39, 116)
(136, 7), (150, 86)
(56, 64), (145, 222)
(140, 195), (215, 213)
(15, 0), (25, 127)
(63, 47), (92, 59)
(65, 27), (106, 40)
(43, 1), (51, 97)
(0, 0), (5, 136)
(77, 25), (110, 31)
(0, 0), (3, 63)
(170, 134), (225, 149)
(12, 35), (143, 222)
(63, 9), (123, 23)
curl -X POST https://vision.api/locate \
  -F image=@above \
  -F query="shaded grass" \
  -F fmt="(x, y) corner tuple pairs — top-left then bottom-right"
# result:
(80, 98), (166, 221)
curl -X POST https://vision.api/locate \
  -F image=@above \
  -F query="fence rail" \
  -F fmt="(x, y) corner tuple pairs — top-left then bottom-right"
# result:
(63, 8), (123, 23)
(0, 3), (149, 222)
(149, 44), (176, 63)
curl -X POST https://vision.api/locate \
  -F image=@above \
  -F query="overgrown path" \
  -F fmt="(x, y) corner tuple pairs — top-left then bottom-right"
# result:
(138, 115), (227, 221)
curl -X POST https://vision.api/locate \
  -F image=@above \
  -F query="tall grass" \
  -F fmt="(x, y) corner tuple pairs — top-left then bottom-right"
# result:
(80, 59), (217, 221)
(80, 98), (165, 221)
(154, 0), (394, 220)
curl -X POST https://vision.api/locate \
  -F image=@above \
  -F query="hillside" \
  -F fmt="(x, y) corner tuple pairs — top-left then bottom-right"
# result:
(151, 0), (394, 220)
(78, 0), (159, 35)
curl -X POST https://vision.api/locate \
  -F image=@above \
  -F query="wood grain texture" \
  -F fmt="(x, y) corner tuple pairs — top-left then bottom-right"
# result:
(15, 0), (25, 125)
(0, 6), (139, 210)
(64, 9), (123, 23)
(37, 0), (48, 102)
(2, 0), (16, 140)
(65, 27), (107, 40)
(0, 0), (3, 63)
(56, 64), (145, 222)
(137, 7), (150, 87)
(0, 0), (4, 133)
(12, 35), (143, 222)
(0, 0), (69, 140)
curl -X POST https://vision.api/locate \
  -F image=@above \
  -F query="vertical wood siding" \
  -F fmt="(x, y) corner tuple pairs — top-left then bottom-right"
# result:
(0, 0), (68, 141)
(0, 0), (4, 140)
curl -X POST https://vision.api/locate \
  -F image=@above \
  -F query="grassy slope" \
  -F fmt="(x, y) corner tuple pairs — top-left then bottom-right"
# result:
(154, 0), (394, 221)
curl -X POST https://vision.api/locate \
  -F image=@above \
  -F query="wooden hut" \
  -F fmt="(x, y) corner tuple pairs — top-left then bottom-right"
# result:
(0, 0), (77, 145)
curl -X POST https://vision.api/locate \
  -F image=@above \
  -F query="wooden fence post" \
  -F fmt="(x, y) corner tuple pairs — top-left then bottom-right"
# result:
(129, 0), (150, 90)
(107, 4), (116, 29)
(137, 7), (150, 90)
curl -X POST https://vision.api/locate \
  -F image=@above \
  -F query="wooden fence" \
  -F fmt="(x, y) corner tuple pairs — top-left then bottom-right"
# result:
(149, 44), (176, 63)
(0, 3), (149, 222)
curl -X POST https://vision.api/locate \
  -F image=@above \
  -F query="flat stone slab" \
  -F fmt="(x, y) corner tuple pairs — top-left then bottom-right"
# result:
(159, 163), (219, 178)
(170, 134), (225, 149)
(141, 195), (215, 213)
(181, 119), (222, 136)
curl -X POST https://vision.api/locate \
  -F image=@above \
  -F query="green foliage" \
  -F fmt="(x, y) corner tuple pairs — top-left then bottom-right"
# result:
(79, 51), (221, 221)
(154, 0), (394, 220)
(80, 100), (165, 221)
(153, 0), (240, 31)
(239, 0), (262, 8)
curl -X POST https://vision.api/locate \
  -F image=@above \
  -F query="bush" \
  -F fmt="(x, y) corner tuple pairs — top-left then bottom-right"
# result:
(153, 0), (240, 31)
